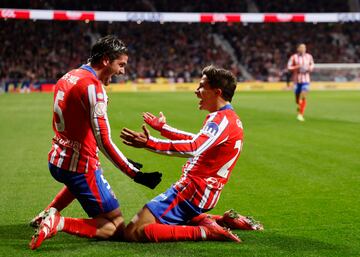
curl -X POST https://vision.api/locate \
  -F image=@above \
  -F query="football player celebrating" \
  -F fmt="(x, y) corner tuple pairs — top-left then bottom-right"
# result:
(287, 43), (315, 121)
(120, 66), (263, 243)
(29, 35), (162, 250)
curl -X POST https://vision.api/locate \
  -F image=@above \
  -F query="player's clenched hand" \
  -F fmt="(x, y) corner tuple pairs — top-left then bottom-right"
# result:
(143, 112), (166, 131)
(134, 171), (162, 189)
(120, 125), (150, 148)
(128, 157), (162, 189)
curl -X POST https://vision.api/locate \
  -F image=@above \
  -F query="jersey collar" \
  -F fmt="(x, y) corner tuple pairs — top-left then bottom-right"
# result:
(80, 64), (98, 78)
(219, 104), (233, 111)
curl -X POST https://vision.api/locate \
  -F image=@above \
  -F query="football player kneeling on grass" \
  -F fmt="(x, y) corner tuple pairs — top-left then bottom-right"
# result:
(29, 36), (162, 250)
(120, 65), (263, 243)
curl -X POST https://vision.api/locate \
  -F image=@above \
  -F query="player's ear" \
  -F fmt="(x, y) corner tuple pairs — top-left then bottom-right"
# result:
(102, 56), (110, 67)
(215, 88), (222, 97)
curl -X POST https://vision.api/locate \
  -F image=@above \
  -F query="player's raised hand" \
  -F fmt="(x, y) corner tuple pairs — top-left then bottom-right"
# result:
(120, 125), (150, 148)
(143, 112), (166, 131)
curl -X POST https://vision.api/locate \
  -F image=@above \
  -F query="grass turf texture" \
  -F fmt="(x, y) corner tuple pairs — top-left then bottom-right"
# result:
(0, 90), (359, 257)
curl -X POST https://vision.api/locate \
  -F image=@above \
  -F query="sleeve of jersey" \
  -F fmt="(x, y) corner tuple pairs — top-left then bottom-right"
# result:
(87, 83), (138, 178)
(287, 56), (296, 70)
(146, 113), (229, 157)
(159, 124), (196, 140)
(309, 55), (315, 72)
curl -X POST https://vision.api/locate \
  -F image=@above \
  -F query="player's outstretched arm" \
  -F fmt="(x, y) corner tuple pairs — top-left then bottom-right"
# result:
(143, 112), (166, 131)
(121, 125), (150, 148)
(121, 115), (229, 158)
(143, 111), (195, 140)
(87, 84), (162, 189)
(94, 119), (162, 189)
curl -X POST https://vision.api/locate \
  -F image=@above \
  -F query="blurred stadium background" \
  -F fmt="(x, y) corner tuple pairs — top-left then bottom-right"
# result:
(1, 0), (360, 92)
(0, 1), (359, 257)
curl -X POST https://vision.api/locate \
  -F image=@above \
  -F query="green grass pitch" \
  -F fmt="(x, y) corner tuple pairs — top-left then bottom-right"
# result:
(0, 90), (359, 257)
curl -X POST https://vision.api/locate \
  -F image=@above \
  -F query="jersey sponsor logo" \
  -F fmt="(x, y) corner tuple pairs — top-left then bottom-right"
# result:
(202, 122), (219, 137)
(94, 102), (107, 117)
(54, 135), (82, 151)
(205, 177), (218, 185)
(205, 177), (224, 189)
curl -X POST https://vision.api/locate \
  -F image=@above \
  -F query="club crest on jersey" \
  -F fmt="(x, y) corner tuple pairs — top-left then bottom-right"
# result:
(203, 122), (219, 137)
(236, 119), (243, 129)
(94, 102), (107, 117)
(97, 93), (104, 100)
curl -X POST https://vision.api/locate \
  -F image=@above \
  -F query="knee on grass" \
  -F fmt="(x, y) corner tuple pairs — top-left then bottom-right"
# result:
(96, 221), (120, 239)
(123, 225), (146, 242)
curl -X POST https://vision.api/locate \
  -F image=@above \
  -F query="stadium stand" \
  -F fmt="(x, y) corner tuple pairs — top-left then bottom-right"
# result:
(0, 20), (238, 86)
(218, 23), (360, 81)
(1, 0), (359, 89)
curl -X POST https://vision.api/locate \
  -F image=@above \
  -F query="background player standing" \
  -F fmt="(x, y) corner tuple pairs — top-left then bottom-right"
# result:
(287, 43), (315, 121)
(29, 35), (162, 250)
(120, 66), (262, 243)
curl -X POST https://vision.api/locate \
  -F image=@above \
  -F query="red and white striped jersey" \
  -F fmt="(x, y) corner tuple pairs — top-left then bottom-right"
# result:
(48, 65), (138, 177)
(287, 53), (314, 83)
(146, 104), (243, 210)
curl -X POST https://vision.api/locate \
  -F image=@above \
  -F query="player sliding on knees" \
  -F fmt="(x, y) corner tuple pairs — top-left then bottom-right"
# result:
(142, 112), (263, 232)
(287, 43), (315, 122)
(29, 35), (162, 250)
(120, 66), (263, 243)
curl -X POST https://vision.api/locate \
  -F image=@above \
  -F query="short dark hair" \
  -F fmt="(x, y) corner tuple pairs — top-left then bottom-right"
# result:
(202, 65), (237, 102)
(88, 35), (128, 65)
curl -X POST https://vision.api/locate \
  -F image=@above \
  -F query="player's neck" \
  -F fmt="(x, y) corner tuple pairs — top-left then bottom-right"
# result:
(87, 63), (100, 76)
(217, 100), (230, 110)
(89, 63), (107, 85)
(209, 99), (230, 113)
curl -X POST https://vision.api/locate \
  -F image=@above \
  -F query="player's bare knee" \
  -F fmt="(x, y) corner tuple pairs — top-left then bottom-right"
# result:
(95, 209), (125, 239)
(97, 221), (117, 239)
(123, 223), (145, 242)
(123, 225), (138, 242)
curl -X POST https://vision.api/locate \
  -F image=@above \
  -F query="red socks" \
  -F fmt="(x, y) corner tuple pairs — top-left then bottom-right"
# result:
(190, 213), (224, 226)
(189, 213), (208, 224)
(46, 186), (75, 211)
(208, 214), (223, 224)
(62, 218), (97, 238)
(299, 98), (307, 115)
(143, 223), (204, 242)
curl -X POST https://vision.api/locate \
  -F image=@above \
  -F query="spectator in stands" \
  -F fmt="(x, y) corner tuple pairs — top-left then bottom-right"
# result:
(0, 0), (359, 85)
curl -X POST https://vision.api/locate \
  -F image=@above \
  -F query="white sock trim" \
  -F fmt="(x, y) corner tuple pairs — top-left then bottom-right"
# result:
(57, 217), (64, 231)
(199, 227), (207, 240)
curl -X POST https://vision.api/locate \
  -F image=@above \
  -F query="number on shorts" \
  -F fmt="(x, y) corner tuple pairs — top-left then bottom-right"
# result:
(100, 174), (111, 190)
